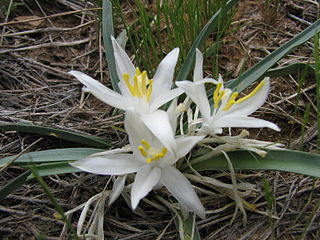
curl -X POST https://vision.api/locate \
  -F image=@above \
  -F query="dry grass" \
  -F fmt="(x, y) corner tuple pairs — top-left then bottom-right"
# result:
(0, 0), (319, 239)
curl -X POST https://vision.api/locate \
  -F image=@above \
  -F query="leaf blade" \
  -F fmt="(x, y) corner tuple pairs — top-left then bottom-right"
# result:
(185, 150), (320, 178)
(0, 123), (110, 148)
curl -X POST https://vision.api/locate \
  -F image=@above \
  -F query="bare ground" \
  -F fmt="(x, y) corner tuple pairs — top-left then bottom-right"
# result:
(0, 0), (319, 239)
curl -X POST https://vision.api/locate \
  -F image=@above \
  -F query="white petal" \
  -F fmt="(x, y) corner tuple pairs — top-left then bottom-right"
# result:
(161, 167), (205, 219)
(167, 98), (178, 132)
(70, 154), (141, 175)
(214, 116), (280, 131)
(193, 49), (203, 82)
(152, 48), (179, 99)
(141, 110), (176, 153)
(69, 70), (129, 110)
(176, 80), (211, 120)
(227, 78), (270, 117)
(150, 87), (184, 111)
(124, 112), (153, 160)
(108, 175), (126, 206)
(131, 165), (161, 209)
(175, 136), (204, 160)
(111, 35), (136, 80)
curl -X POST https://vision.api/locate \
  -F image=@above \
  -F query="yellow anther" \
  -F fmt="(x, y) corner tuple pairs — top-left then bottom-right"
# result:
(223, 79), (266, 111)
(223, 92), (239, 111)
(141, 139), (151, 149)
(133, 75), (142, 97)
(122, 68), (153, 102)
(138, 140), (168, 164)
(235, 79), (265, 104)
(123, 73), (136, 96)
(138, 146), (148, 158)
(213, 82), (225, 109)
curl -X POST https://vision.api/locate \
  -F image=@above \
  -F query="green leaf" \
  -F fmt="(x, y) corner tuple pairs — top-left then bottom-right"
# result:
(176, 0), (239, 82)
(0, 148), (104, 166)
(175, 213), (201, 240)
(184, 150), (320, 178)
(0, 123), (110, 148)
(226, 19), (320, 92)
(0, 170), (30, 201)
(102, 0), (120, 92)
(29, 162), (81, 177)
(265, 63), (315, 78)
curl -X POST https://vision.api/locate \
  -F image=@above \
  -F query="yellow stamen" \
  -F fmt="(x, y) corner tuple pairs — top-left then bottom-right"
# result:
(235, 79), (265, 104)
(141, 139), (151, 149)
(122, 67), (153, 102)
(138, 146), (148, 158)
(213, 82), (225, 109)
(223, 92), (238, 111)
(223, 79), (266, 111)
(138, 140), (168, 164)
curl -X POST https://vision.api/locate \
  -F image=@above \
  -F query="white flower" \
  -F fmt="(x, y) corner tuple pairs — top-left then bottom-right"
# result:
(70, 111), (205, 218)
(69, 36), (183, 115)
(176, 49), (280, 135)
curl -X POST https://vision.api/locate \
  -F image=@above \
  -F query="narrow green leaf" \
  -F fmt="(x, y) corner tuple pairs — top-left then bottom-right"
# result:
(0, 170), (30, 201)
(176, 0), (239, 81)
(175, 213), (201, 240)
(265, 63), (315, 78)
(0, 148), (104, 166)
(102, 0), (120, 92)
(184, 150), (320, 178)
(30, 166), (79, 239)
(29, 162), (81, 177)
(0, 123), (110, 148)
(226, 19), (320, 92)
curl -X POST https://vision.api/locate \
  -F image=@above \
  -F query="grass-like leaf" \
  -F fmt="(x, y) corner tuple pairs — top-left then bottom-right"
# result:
(184, 150), (320, 178)
(30, 162), (81, 177)
(0, 147), (104, 166)
(102, 0), (120, 92)
(265, 63), (315, 78)
(226, 18), (320, 92)
(0, 170), (30, 201)
(176, 213), (201, 240)
(0, 123), (110, 148)
(176, 0), (239, 82)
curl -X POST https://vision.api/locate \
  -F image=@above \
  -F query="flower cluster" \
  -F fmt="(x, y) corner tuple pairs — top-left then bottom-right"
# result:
(69, 37), (280, 219)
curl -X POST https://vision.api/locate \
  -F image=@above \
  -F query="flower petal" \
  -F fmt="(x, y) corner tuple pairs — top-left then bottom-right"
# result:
(70, 153), (141, 175)
(152, 48), (179, 99)
(150, 87), (184, 111)
(193, 49), (203, 82)
(161, 167), (205, 219)
(176, 80), (211, 120)
(131, 165), (161, 209)
(226, 77), (270, 117)
(124, 112), (153, 161)
(167, 98), (178, 132)
(175, 136), (204, 160)
(108, 175), (126, 206)
(111, 36), (135, 80)
(69, 70), (129, 110)
(140, 110), (176, 153)
(214, 116), (280, 131)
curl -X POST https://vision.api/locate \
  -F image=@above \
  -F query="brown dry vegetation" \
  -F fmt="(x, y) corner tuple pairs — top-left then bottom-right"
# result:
(0, 0), (319, 239)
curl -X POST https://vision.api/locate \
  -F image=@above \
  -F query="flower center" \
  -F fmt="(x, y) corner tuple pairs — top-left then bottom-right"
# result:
(122, 68), (153, 102)
(138, 139), (168, 163)
(213, 79), (266, 111)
